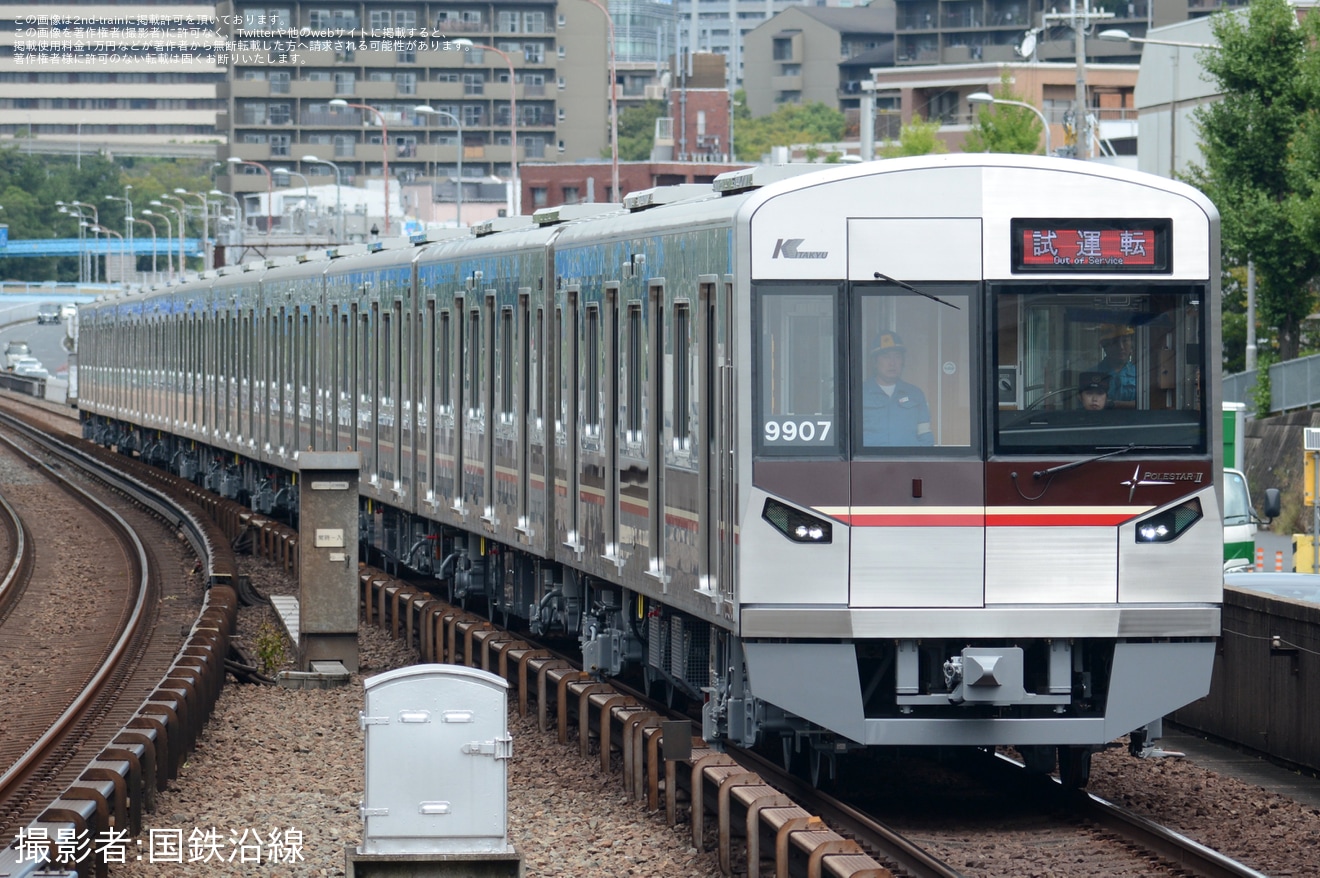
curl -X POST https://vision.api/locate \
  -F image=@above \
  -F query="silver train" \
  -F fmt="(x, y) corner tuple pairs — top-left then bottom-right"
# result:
(79, 155), (1224, 786)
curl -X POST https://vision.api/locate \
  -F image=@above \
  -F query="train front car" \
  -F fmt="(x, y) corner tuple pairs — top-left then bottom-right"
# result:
(729, 155), (1220, 787)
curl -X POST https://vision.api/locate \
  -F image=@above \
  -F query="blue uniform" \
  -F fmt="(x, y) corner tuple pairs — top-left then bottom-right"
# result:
(861, 379), (934, 446)
(1095, 356), (1136, 402)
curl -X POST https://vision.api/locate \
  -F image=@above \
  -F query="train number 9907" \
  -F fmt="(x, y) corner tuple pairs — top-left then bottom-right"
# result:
(763, 419), (833, 443)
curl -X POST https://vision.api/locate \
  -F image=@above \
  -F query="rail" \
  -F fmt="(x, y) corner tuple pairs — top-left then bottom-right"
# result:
(0, 411), (239, 878)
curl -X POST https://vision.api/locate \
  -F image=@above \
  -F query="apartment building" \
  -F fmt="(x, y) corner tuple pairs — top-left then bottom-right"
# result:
(890, 0), (1248, 68)
(742, 5), (895, 118)
(868, 59), (1138, 158)
(0, 1), (223, 150)
(217, 0), (612, 223)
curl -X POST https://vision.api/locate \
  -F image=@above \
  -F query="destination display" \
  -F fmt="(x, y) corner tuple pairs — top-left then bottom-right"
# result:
(1012, 218), (1171, 273)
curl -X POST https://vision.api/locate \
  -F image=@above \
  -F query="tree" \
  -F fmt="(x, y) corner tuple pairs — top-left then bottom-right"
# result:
(732, 92), (846, 162)
(963, 71), (1046, 155)
(607, 100), (667, 162)
(1186, 0), (1320, 361)
(878, 116), (948, 158)
(0, 149), (217, 281)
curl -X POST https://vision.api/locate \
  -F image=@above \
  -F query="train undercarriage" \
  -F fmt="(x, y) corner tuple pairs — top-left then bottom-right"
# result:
(88, 416), (1194, 789)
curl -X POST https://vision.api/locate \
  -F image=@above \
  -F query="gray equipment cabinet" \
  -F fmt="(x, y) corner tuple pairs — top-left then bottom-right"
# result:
(348, 664), (523, 878)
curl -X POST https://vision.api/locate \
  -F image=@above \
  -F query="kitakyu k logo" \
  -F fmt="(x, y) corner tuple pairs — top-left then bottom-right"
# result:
(772, 238), (828, 259)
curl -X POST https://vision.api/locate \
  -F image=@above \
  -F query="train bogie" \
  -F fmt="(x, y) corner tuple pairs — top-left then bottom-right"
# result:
(78, 156), (1225, 785)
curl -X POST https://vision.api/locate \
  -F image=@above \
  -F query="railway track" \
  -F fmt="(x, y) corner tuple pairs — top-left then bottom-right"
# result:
(0, 419), (157, 838)
(0, 392), (1283, 878)
(0, 396), (239, 876)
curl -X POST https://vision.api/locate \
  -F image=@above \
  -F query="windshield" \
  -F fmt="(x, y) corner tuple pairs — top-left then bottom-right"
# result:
(993, 283), (1206, 454)
(1224, 470), (1252, 526)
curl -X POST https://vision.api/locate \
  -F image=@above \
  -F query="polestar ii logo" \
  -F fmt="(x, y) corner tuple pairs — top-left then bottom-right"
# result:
(772, 238), (829, 259)
(1121, 464), (1177, 502)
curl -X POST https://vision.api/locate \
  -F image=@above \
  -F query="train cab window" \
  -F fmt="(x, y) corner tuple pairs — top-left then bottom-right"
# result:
(993, 283), (1207, 454)
(754, 285), (841, 457)
(853, 283), (974, 453)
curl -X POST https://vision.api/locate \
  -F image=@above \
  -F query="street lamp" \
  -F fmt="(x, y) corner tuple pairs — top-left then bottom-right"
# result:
(414, 106), (464, 227)
(1100, 28), (1236, 366)
(579, 0), (619, 201)
(227, 156), (274, 235)
(452, 39), (521, 215)
(79, 221), (105, 284)
(302, 156), (344, 242)
(175, 189), (212, 272)
(272, 168), (313, 234)
(58, 204), (89, 284)
(58, 200), (98, 283)
(157, 196), (188, 278)
(128, 216), (158, 284)
(142, 210), (173, 281)
(211, 189), (244, 238)
(107, 190), (134, 283)
(88, 224), (126, 286)
(1098, 29), (1210, 179)
(968, 92), (1052, 157)
(329, 99), (392, 237)
(148, 202), (184, 279)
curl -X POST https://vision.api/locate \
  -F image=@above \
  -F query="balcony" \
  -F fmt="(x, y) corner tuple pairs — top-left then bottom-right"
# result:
(771, 74), (803, 92)
(290, 81), (337, 100)
(414, 82), (466, 102)
(229, 79), (275, 98)
(355, 81), (398, 100)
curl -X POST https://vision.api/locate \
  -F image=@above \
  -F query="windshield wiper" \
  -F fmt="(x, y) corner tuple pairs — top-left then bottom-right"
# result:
(872, 272), (961, 310)
(1031, 444), (1186, 480)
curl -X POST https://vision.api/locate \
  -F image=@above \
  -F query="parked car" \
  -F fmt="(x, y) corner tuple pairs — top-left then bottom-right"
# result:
(4, 340), (31, 368)
(11, 356), (48, 379)
(36, 303), (61, 325)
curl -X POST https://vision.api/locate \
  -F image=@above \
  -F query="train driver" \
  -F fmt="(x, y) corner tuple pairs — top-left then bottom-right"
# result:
(861, 331), (934, 446)
(1093, 327), (1137, 406)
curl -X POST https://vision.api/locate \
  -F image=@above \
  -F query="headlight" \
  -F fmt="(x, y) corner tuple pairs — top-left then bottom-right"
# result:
(1135, 499), (1202, 543)
(762, 498), (833, 544)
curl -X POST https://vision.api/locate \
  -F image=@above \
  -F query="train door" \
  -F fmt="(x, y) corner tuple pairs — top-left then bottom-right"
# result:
(559, 289), (582, 551)
(417, 297), (434, 504)
(460, 294), (488, 514)
(479, 291), (497, 521)
(524, 297), (549, 546)
(514, 290), (532, 540)
(698, 278), (735, 619)
(602, 285), (620, 563)
(359, 300), (377, 480)
(399, 297), (413, 496)
(646, 280), (666, 584)
(846, 218), (983, 609)
(446, 295), (464, 511)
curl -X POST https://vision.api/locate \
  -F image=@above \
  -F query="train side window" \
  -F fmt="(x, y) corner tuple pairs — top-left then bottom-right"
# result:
(501, 305), (514, 417)
(626, 303), (641, 438)
(467, 307), (481, 416)
(439, 309), (451, 412)
(530, 307), (543, 421)
(584, 304), (600, 432)
(753, 284), (841, 457)
(673, 302), (691, 446)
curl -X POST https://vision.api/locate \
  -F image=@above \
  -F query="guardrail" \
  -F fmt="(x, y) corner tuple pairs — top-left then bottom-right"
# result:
(1224, 354), (1320, 414)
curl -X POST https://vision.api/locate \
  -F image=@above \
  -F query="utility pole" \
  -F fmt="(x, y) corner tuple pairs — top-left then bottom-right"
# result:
(1041, 0), (1112, 159)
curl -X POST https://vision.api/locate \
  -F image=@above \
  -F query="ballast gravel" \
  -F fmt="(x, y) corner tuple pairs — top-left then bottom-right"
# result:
(107, 557), (724, 878)
(105, 557), (1320, 878)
